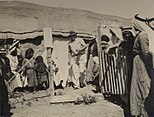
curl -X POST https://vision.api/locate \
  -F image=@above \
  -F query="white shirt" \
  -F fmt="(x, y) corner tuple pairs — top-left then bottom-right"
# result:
(69, 37), (86, 56)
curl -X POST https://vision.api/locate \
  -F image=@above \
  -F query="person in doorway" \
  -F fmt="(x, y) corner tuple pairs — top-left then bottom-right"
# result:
(68, 31), (87, 89)
(0, 48), (10, 117)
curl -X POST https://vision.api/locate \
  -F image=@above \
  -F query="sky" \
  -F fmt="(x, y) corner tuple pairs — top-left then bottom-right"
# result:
(0, 0), (154, 18)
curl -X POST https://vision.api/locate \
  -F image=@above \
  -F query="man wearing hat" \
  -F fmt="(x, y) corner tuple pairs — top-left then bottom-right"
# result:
(68, 31), (87, 89)
(0, 47), (11, 117)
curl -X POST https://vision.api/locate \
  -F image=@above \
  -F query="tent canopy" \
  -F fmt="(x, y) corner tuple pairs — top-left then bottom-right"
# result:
(0, 1), (131, 40)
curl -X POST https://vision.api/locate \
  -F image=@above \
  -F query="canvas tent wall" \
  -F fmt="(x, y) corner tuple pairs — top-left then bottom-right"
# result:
(0, 15), (40, 39)
(0, 1), (131, 36)
(0, 1), (131, 56)
(0, 1), (131, 90)
(0, 15), (92, 88)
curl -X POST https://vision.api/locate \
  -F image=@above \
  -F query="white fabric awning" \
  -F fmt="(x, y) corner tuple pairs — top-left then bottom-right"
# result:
(0, 15), (95, 40)
(0, 14), (42, 39)
(0, 14), (38, 33)
(0, 31), (43, 40)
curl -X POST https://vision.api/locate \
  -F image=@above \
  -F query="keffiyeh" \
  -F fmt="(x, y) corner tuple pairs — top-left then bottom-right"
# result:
(132, 14), (154, 66)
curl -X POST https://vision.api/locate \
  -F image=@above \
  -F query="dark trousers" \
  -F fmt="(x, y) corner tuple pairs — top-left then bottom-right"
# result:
(0, 83), (10, 117)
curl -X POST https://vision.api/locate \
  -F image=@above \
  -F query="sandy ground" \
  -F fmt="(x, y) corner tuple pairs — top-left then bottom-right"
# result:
(10, 85), (124, 117)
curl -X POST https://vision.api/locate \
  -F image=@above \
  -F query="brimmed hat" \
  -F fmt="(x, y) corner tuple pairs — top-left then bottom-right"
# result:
(69, 31), (77, 37)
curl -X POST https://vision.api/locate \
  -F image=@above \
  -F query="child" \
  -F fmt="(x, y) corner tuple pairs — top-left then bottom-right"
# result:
(35, 56), (49, 90)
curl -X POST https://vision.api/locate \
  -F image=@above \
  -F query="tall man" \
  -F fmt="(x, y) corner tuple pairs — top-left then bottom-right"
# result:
(120, 26), (135, 117)
(68, 31), (87, 89)
(121, 27), (135, 91)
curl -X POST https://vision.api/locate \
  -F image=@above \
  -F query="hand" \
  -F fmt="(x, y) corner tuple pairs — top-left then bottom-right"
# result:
(104, 47), (110, 53)
(55, 67), (59, 72)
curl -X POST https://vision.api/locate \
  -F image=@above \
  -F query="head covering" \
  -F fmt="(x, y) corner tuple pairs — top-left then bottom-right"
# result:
(121, 26), (135, 37)
(0, 48), (7, 54)
(100, 24), (112, 39)
(25, 48), (34, 59)
(69, 31), (77, 37)
(132, 14), (154, 60)
(148, 18), (154, 31)
(101, 35), (110, 45)
(36, 55), (44, 63)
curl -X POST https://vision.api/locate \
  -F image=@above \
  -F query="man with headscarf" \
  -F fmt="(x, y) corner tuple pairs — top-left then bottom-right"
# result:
(130, 14), (153, 117)
(119, 26), (135, 116)
(120, 27), (135, 90)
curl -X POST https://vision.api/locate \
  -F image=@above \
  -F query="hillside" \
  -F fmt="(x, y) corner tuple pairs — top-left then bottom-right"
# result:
(0, 1), (131, 35)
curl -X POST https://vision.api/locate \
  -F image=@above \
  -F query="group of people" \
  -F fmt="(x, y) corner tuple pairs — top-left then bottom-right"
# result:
(0, 46), (50, 116)
(0, 13), (153, 117)
(22, 48), (49, 92)
(117, 15), (154, 117)
(3, 47), (49, 93)
(85, 14), (154, 117)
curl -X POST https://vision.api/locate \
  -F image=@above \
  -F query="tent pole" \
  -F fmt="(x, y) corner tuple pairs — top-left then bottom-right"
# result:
(43, 27), (54, 97)
(97, 25), (104, 94)
(47, 47), (54, 96)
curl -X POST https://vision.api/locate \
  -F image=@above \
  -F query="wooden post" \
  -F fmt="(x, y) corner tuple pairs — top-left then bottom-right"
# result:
(43, 28), (54, 96)
(96, 25), (104, 92)
(46, 47), (54, 96)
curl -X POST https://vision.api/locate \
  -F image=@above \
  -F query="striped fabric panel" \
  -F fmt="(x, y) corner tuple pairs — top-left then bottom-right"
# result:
(100, 48), (128, 95)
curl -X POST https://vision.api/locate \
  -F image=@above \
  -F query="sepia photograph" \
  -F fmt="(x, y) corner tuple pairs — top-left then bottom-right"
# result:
(0, 0), (153, 117)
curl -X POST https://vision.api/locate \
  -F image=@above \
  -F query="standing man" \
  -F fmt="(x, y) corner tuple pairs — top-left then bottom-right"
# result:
(0, 48), (10, 117)
(130, 15), (152, 117)
(68, 31), (87, 89)
(121, 27), (135, 88)
(120, 26), (135, 117)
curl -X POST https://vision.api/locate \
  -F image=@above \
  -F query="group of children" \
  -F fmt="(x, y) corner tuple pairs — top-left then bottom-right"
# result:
(7, 48), (49, 93)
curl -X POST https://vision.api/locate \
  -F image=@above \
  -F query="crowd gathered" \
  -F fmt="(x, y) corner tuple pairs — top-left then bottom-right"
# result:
(0, 14), (154, 117)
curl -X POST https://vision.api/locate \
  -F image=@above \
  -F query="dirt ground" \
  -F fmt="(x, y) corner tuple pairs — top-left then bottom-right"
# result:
(10, 85), (124, 117)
